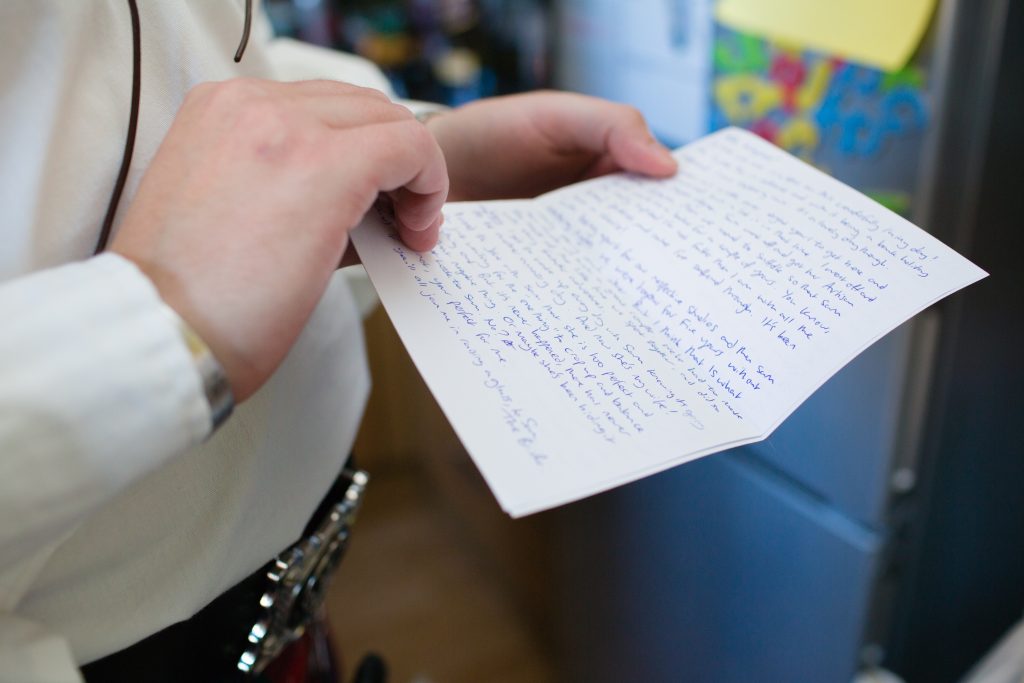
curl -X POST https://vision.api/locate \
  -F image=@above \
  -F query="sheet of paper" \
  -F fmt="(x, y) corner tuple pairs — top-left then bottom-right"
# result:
(351, 127), (985, 517)
(715, 0), (937, 72)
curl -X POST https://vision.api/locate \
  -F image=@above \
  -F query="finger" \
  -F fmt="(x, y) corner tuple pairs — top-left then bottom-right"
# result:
(302, 95), (414, 130)
(272, 80), (414, 130)
(389, 185), (446, 238)
(188, 78), (388, 115)
(378, 192), (444, 253)
(396, 211), (443, 253)
(185, 79), (408, 143)
(590, 102), (678, 177)
(580, 154), (623, 180)
(610, 125), (678, 178)
(276, 79), (392, 102)
(332, 119), (448, 245)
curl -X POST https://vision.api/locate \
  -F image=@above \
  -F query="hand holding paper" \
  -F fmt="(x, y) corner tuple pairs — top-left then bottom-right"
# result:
(426, 91), (678, 202)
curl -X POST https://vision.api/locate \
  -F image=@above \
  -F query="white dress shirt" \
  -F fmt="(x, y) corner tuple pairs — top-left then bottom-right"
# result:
(0, 3), (393, 680)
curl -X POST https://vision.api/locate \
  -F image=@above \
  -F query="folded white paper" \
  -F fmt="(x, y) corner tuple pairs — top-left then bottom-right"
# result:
(351, 127), (986, 517)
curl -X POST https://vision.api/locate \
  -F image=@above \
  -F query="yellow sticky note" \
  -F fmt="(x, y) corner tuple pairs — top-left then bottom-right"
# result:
(715, 0), (937, 72)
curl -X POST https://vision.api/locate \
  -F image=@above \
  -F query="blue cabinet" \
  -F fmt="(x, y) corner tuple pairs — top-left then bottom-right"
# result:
(555, 452), (883, 682)
(748, 324), (912, 528)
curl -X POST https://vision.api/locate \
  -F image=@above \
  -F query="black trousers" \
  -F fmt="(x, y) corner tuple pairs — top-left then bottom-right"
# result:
(81, 471), (356, 683)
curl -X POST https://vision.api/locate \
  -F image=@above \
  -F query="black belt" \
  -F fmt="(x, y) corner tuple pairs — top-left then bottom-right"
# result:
(81, 466), (368, 683)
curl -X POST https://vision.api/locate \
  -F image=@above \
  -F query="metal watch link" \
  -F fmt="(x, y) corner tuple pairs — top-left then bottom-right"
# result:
(166, 305), (234, 432)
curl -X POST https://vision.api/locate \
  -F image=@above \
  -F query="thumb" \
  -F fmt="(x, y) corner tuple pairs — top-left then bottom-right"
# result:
(604, 108), (678, 178)
(533, 92), (677, 178)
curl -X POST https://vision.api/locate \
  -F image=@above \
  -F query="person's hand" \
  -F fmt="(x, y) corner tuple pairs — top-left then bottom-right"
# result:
(425, 90), (677, 201)
(111, 79), (448, 401)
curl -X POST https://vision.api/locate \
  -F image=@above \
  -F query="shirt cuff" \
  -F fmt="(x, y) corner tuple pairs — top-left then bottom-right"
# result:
(0, 614), (82, 683)
(0, 253), (211, 558)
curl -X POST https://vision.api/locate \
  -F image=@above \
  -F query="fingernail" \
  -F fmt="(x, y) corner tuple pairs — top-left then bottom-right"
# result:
(643, 136), (671, 156)
(650, 147), (675, 168)
(420, 213), (442, 232)
(407, 213), (437, 232)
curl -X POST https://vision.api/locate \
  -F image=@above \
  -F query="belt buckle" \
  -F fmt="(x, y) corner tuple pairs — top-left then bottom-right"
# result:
(236, 468), (369, 675)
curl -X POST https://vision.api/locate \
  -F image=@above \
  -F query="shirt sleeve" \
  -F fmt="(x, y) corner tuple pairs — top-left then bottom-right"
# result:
(265, 35), (395, 93)
(0, 253), (211, 578)
(0, 613), (82, 683)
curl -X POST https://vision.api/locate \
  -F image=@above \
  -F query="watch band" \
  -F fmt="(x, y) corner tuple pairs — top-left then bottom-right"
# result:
(413, 106), (448, 125)
(166, 305), (234, 433)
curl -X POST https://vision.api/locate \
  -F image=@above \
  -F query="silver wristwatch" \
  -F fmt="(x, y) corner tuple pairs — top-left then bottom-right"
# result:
(167, 306), (234, 432)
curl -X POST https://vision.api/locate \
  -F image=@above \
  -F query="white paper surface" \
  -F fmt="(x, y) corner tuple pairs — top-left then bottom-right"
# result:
(351, 127), (986, 517)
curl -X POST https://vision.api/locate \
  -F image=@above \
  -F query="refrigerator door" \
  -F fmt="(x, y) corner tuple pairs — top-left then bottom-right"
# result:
(554, 451), (883, 683)
(747, 323), (914, 528)
(556, 0), (713, 144)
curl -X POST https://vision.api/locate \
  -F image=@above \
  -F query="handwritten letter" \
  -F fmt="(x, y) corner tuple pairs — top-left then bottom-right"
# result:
(351, 128), (985, 516)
